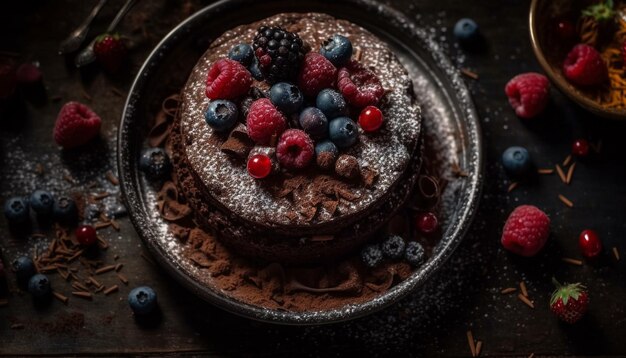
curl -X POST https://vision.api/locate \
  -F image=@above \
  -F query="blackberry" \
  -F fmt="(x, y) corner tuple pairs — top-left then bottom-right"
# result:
(381, 235), (406, 259)
(405, 241), (426, 267)
(361, 244), (383, 268)
(252, 26), (305, 83)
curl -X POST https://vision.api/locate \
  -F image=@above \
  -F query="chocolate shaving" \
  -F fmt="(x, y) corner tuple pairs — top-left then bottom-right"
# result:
(220, 124), (254, 159)
(148, 110), (174, 147)
(190, 251), (211, 267)
(286, 263), (361, 294)
(156, 181), (192, 222)
(418, 175), (439, 199)
(161, 93), (181, 117)
(364, 267), (396, 292)
(321, 200), (338, 216)
(300, 206), (317, 222)
(361, 167), (379, 187)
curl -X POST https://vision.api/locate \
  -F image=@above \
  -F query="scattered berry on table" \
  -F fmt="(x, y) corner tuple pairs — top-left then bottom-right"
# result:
(246, 98), (287, 145)
(315, 140), (339, 171)
(579, 229), (602, 258)
(298, 107), (328, 139)
(556, 20), (577, 41)
(52, 196), (78, 224)
(276, 129), (314, 169)
(205, 58), (252, 100)
(4, 197), (30, 225)
(204, 99), (239, 132)
(12, 256), (36, 283)
(502, 146), (532, 177)
(550, 278), (589, 324)
(337, 60), (384, 108)
(298, 52), (337, 97)
(405, 241), (426, 267)
(572, 138), (590, 157)
(501, 205), (550, 257)
(75, 225), (97, 246)
(53, 101), (102, 149)
(28, 273), (51, 298)
(0, 60), (17, 99)
(415, 212), (438, 234)
(328, 116), (358, 148)
(361, 244), (383, 268)
(128, 286), (158, 315)
(504, 72), (550, 119)
(563, 44), (607, 86)
(453, 18), (480, 43)
(320, 34), (353, 67)
(247, 153), (272, 179)
(252, 26), (305, 83)
(139, 147), (172, 181)
(316, 88), (347, 119)
(228, 43), (254, 66)
(269, 82), (303, 114)
(381, 235), (406, 259)
(15, 63), (42, 85)
(93, 33), (127, 73)
(29, 190), (54, 217)
(358, 106), (384, 132)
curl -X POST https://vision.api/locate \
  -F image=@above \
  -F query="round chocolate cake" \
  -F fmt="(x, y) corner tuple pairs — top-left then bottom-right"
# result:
(170, 13), (422, 263)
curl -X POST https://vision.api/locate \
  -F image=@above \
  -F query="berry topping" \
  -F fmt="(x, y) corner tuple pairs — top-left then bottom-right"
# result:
(381, 235), (406, 259)
(329, 116), (358, 148)
(502, 146), (532, 177)
(93, 33), (127, 73)
(405, 241), (426, 267)
(16, 63), (43, 85)
(52, 196), (78, 224)
(563, 44), (607, 86)
(4, 197), (30, 225)
(361, 244), (383, 268)
(315, 140), (338, 171)
(204, 99), (239, 132)
(139, 147), (172, 181)
(269, 82), (303, 114)
(276, 129), (314, 169)
(316, 88), (348, 119)
(246, 98), (287, 145)
(75, 225), (97, 246)
(337, 60), (384, 108)
(298, 52), (337, 97)
(298, 107), (328, 139)
(247, 153), (272, 179)
(30, 190), (54, 217)
(501, 205), (550, 257)
(53, 101), (102, 149)
(550, 278), (589, 324)
(12, 256), (36, 284)
(248, 56), (264, 81)
(252, 26), (305, 83)
(415, 212), (438, 234)
(28, 273), (51, 298)
(504, 73), (550, 119)
(128, 286), (158, 315)
(205, 59), (252, 100)
(320, 34), (353, 67)
(579, 229), (602, 258)
(572, 138), (590, 157)
(358, 105), (384, 132)
(228, 43), (254, 66)
(453, 18), (480, 43)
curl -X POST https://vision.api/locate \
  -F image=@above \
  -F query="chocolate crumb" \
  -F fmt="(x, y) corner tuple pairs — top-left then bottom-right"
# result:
(335, 154), (361, 180)
(316, 151), (336, 171)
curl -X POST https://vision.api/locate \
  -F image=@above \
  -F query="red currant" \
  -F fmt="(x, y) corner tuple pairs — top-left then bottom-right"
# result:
(572, 139), (589, 157)
(358, 106), (383, 132)
(579, 229), (602, 258)
(247, 154), (272, 179)
(416, 212), (438, 234)
(75, 225), (97, 246)
(556, 20), (576, 41)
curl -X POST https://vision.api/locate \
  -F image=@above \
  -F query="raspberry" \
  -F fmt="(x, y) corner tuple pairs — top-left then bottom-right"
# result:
(563, 44), (607, 86)
(276, 129), (314, 169)
(504, 73), (550, 119)
(337, 60), (384, 108)
(246, 98), (287, 145)
(298, 52), (337, 97)
(501, 205), (550, 257)
(252, 26), (305, 83)
(53, 101), (102, 149)
(205, 59), (252, 100)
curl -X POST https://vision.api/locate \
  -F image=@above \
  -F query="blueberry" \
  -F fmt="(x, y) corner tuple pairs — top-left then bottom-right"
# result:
(248, 56), (264, 81)
(29, 190), (54, 217)
(315, 140), (338, 157)
(329, 116), (358, 148)
(3, 197), (29, 224)
(12, 256), (36, 284)
(453, 18), (479, 43)
(228, 43), (254, 66)
(381, 235), (406, 259)
(139, 147), (172, 181)
(298, 107), (328, 139)
(128, 286), (158, 315)
(270, 82), (303, 114)
(502, 146), (532, 177)
(361, 244), (383, 268)
(405, 241), (426, 267)
(204, 99), (239, 132)
(28, 273), (51, 298)
(316, 89), (347, 119)
(320, 34), (353, 66)
(52, 196), (77, 224)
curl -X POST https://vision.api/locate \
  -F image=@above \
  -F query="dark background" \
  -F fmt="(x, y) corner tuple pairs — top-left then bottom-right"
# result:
(1, 0), (625, 356)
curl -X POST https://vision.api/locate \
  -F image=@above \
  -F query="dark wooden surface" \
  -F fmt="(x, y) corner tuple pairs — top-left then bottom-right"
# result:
(1, 0), (626, 356)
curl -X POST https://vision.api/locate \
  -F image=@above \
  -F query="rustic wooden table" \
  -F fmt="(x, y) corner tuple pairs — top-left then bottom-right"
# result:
(1, 0), (625, 356)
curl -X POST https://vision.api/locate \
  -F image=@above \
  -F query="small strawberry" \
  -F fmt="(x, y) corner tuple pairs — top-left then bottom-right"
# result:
(550, 278), (589, 324)
(53, 101), (102, 149)
(93, 33), (127, 73)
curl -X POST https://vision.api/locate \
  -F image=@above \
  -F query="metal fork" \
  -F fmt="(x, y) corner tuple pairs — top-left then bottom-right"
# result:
(58, 0), (108, 55)
(74, 0), (139, 68)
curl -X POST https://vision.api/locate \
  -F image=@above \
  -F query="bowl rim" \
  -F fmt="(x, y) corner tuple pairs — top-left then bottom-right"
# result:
(528, 0), (626, 120)
(118, 0), (484, 325)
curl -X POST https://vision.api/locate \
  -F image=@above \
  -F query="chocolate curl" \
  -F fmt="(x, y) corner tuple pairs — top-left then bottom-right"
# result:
(148, 110), (174, 147)
(220, 123), (254, 159)
(286, 262), (362, 294)
(156, 181), (192, 222)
